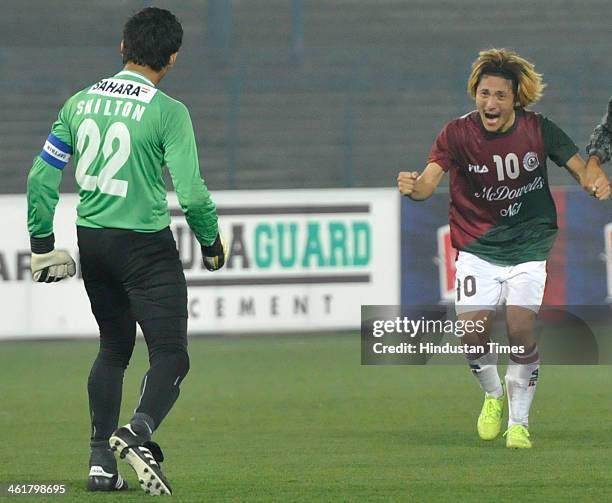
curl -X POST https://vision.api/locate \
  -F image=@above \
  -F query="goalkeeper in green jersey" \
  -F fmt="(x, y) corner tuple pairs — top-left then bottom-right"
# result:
(26, 7), (226, 496)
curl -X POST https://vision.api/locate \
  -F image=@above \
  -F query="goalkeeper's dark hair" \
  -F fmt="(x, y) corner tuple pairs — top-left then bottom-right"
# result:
(467, 48), (546, 108)
(122, 8), (183, 72)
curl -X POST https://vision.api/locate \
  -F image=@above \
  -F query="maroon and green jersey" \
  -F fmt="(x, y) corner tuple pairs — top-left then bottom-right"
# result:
(429, 109), (578, 265)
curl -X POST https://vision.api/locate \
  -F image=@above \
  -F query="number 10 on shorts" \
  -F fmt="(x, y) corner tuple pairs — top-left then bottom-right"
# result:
(456, 275), (477, 302)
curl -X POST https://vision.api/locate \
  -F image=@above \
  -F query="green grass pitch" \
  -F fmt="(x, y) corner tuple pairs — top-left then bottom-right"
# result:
(1, 333), (611, 502)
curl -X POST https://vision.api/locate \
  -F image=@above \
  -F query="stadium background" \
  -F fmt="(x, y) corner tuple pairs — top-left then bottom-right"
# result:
(1, 1), (612, 501)
(3, 0), (612, 192)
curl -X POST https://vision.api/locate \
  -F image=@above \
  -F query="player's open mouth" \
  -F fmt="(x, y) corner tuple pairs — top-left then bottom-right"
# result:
(483, 112), (501, 127)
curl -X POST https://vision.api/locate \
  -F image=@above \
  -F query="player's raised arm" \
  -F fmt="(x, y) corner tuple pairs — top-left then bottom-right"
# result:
(397, 162), (445, 201)
(162, 100), (227, 270)
(539, 115), (610, 201)
(26, 106), (77, 282)
(399, 117), (454, 201)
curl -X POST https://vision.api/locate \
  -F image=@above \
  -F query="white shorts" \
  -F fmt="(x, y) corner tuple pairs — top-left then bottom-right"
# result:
(454, 251), (547, 315)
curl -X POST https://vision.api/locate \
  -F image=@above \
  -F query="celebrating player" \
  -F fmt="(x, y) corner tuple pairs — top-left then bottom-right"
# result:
(397, 48), (610, 449)
(26, 8), (226, 495)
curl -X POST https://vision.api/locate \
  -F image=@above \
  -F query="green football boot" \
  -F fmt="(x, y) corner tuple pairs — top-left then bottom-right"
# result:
(477, 391), (504, 440)
(504, 424), (532, 449)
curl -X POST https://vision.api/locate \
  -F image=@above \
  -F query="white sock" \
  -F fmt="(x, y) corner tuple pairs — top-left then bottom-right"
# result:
(505, 349), (539, 428)
(467, 351), (503, 399)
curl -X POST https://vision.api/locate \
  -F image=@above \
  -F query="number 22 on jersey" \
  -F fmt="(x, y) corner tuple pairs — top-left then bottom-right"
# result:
(75, 118), (130, 197)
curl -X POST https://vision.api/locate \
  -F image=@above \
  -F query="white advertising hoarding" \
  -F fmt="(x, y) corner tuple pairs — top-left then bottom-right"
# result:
(0, 189), (399, 338)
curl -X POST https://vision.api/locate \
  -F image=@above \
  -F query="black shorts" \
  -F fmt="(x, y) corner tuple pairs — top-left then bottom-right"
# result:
(77, 226), (188, 324)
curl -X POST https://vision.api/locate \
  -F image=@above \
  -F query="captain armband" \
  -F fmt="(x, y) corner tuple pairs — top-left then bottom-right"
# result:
(39, 133), (73, 170)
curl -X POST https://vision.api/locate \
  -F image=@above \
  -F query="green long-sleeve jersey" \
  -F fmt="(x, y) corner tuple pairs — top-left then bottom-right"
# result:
(27, 70), (218, 246)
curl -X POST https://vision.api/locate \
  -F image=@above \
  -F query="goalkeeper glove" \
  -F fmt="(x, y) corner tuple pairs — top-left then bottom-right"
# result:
(201, 233), (228, 271)
(30, 234), (77, 283)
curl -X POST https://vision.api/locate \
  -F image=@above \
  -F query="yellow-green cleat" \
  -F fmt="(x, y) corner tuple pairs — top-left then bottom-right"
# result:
(504, 424), (532, 449)
(477, 393), (504, 440)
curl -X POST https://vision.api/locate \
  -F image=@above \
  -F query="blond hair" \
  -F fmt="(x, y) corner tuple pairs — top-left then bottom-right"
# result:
(467, 48), (546, 107)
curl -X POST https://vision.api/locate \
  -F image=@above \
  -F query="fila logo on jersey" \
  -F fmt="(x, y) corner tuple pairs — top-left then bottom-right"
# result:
(468, 164), (489, 173)
(88, 78), (158, 103)
(523, 152), (539, 171)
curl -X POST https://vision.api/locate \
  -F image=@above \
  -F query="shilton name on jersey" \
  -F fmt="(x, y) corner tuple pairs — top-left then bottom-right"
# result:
(71, 77), (160, 122)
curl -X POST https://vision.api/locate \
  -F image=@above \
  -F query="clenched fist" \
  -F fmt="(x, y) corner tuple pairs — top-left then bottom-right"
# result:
(201, 233), (228, 271)
(585, 157), (612, 201)
(31, 250), (76, 283)
(590, 174), (611, 200)
(397, 171), (419, 196)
